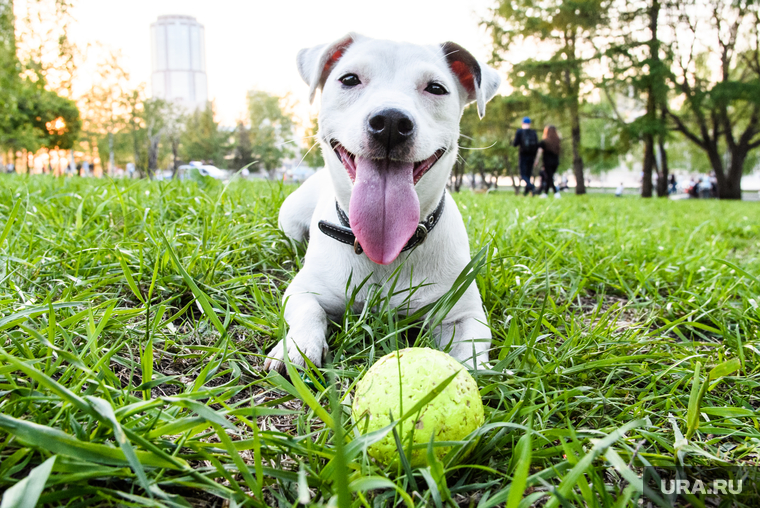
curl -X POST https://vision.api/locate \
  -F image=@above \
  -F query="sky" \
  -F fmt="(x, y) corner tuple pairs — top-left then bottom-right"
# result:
(65, 0), (499, 126)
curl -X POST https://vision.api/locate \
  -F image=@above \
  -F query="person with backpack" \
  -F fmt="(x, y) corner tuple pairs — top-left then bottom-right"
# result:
(534, 125), (562, 198)
(513, 117), (539, 195)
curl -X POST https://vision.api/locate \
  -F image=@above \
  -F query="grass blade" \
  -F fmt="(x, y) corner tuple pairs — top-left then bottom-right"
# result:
(0, 456), (56, 508)
(85, 397), (151, 495)
(0, 414), (183, 469)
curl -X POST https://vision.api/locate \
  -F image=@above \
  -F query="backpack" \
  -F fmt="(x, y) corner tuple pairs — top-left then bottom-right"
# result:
(520, 129), (538, 154)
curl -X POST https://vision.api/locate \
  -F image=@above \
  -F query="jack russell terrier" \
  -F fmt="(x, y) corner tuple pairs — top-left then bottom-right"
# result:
(264, 33), (501, 372)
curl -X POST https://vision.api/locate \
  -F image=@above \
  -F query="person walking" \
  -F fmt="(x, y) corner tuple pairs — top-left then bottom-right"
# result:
(512, 117), (539, 196)
(668, 174), (677, 194)
(534, 125), (562, 198)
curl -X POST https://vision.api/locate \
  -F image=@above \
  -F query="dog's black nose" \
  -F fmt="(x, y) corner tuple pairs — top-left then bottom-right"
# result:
(367, 109), (415, 151)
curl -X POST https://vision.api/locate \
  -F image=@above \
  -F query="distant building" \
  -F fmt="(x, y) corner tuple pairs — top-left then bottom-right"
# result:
(150, 15), (208, 110)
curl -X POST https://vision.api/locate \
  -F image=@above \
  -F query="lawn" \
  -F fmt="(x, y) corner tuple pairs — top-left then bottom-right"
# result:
(0, 174), (758, 507)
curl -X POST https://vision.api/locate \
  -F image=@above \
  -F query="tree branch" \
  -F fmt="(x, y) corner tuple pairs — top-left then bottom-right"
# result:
(667, 109), (706, 149)
(738, 105), (760, 149)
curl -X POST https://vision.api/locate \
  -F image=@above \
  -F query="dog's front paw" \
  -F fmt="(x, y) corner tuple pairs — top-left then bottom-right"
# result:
(263, 335), (328, 373)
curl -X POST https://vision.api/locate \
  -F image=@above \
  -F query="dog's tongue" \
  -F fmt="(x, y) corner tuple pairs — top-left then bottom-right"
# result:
(349, 156), (419, 265)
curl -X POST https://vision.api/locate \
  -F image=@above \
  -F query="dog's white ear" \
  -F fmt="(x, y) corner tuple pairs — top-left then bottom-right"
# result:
(297, 33), (356, 104)
(440, 42), (501, 118)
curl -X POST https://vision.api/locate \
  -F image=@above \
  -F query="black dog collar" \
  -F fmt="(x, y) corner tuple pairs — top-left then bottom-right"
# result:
(317, 193), (446, 255)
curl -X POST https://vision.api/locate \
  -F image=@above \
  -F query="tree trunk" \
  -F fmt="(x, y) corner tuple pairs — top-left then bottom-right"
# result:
(478, 165), (490, 189)
(570, 101), (585, 194)
(453, 159), (464, 192)
(503, 155), (519, 194)
(656, 133), (669, 197)
(148, 135), (160, 179)
(171, 139), (179, 178)
(715, 177), (742, 200)
(641, 0), (661, 198)
(642, 135), (655, 197)
(563, 35), (585, 195)
(720, 149), (745, 199)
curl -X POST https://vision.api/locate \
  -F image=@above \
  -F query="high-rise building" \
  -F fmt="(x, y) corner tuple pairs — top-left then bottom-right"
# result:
(150, 15), (208, 110)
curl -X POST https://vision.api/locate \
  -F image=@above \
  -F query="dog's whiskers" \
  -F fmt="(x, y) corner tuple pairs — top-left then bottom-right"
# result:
(276, 134), (320, 147)
(459, 141), (497, 150)
(291, 140), (321, 171)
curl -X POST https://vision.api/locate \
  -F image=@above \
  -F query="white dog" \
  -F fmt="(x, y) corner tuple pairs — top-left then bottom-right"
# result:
(264, 34), (501, 372)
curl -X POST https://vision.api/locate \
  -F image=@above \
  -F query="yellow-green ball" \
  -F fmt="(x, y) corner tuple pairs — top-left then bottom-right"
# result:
(351, 347), (484, 467)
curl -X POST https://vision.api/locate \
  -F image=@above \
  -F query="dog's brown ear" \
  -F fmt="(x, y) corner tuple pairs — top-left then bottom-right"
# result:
(440, 42), (501, 118)
(297, 33), (356, 104)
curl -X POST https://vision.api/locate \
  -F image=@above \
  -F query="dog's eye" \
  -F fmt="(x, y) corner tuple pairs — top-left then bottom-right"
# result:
(339, 74), (361, 87)
(425, 82), (449, 95)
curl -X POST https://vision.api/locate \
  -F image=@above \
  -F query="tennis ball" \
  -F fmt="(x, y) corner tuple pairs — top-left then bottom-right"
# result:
(351, 347), (484, 467)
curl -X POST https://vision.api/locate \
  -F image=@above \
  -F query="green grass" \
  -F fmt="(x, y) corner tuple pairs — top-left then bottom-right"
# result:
(0, 173), (758, 507)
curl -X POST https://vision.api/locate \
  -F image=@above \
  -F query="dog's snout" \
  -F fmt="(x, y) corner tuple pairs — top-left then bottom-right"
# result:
(367, 108), (415, 151)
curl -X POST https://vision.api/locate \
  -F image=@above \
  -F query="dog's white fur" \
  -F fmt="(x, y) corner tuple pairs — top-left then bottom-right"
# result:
(264, 34), (501, 372)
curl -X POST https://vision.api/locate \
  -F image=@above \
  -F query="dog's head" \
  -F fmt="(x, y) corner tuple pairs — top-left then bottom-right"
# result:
(298, 34), (500, 265)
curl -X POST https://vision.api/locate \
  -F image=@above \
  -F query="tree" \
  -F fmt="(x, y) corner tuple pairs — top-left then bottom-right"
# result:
(457, 95), (531, 193)
(181, 103), (229, 168)
(666, 0), (760, 199)
(142, 98), (167, 178)
(79, 49), (131, 175)
(124, 85), (148, 175)
(163, 102), (185, 177)
(0, 0), (22, 155)
(5, 75), (79, 158)
(231, 121), (254, 171)
(34, 90), (81, 151)
(300, 116), (324, 169)
(247, 90), (294, 179)
(486, 0), (611, 195)
(14, 0), (78, 98)
(579, 97), (632, 176)
(1, 0), (81, 168)
(603, 0), (673, 197)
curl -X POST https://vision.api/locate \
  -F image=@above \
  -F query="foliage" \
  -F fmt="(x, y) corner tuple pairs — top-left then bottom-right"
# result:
(162, 100), (186, 175)
(458, 96), (530, 191)
(247, 91), (294, 177)
(665, 0), (760, 199)
(0, 0), (18, 140)
(20, 82), (81, 150)
(14, 0), (77, 97)
(3, 77), (80, 153)
(78, 49), (132, 173)
(580, 99), (630, 174)
(180, 103), (230, 168)
(231, 121), (255, 171)
(0, 0), (81, 157)
(142, 98), (171, 176)
(603, 0), (673, 196)
(0, 176), (758, 506)
(300, 116), (324, 170)
(486, 0), (612, 195)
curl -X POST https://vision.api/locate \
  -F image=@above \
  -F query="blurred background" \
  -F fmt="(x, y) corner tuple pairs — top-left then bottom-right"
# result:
(1, 0), (759, 199)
